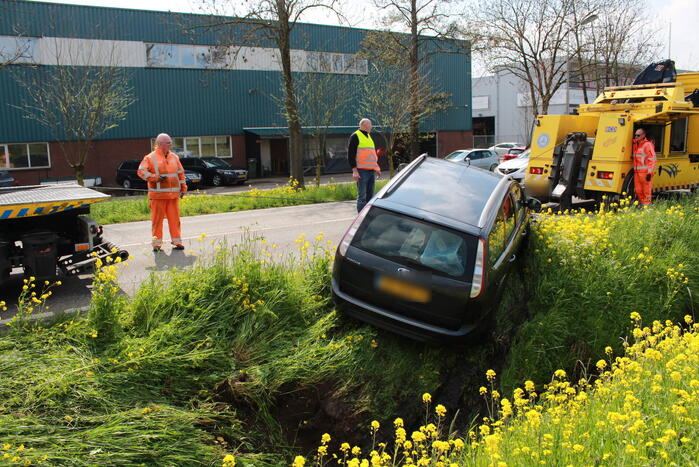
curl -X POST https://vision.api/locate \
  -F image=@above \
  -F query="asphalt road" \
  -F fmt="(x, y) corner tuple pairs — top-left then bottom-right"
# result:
(0, 201), (359, 321)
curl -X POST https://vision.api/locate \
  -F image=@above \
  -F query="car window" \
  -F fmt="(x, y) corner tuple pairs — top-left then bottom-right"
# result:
(353, 208), (474, 279)
(445, 151), (467, 161)
(203, 158), (230, 168)
(469, 151), (482, 160)
(488, 194), (517, 268)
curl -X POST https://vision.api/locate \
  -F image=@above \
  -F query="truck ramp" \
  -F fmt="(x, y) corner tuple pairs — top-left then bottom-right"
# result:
(0, 184), (109, 220)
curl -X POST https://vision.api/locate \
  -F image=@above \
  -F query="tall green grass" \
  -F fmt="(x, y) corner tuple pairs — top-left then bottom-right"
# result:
(92, 181), (386, 225)
(0, 238), (478, 465)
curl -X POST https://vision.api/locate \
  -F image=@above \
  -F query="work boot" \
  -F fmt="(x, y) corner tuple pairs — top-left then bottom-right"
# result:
(172, 244), (185, 250)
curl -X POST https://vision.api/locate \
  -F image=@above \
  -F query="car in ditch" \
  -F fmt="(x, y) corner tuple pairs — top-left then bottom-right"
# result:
(332, 154), (539, 344)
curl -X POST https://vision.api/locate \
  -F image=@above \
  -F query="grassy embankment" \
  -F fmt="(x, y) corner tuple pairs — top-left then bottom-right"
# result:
(0, 196), (696, 465)
(92, 180), (387, 225)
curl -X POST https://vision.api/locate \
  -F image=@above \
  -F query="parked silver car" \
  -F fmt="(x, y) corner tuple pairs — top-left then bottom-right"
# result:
(445, 149), (500, 171)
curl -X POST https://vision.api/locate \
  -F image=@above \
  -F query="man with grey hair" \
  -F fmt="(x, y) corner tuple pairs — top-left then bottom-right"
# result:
(347, 118), (382, 212)
(138, 133), (187, 252)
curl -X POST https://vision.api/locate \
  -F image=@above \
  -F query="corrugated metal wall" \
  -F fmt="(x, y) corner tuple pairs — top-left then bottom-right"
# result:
(0, 0), (471, 143)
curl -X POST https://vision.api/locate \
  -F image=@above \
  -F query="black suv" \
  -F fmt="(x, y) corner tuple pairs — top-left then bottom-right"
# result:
(115, 160), (202, 190)
(179, 157), (248, 186)
(332, 155), (540, 344)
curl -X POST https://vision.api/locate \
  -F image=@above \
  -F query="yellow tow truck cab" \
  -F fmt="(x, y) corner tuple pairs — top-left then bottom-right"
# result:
(525, 71), (699, 206)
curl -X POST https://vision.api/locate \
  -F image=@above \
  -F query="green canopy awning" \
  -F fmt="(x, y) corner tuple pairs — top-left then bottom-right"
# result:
(243, 126), (372, 139)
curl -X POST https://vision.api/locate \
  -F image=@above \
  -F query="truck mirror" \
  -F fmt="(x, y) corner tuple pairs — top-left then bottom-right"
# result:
(527, 198), (542, 212)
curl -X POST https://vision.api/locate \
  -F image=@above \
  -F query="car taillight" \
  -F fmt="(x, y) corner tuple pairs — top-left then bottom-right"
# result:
(597, 171), (614, 180)
(530, 167), (544, 175)
(470, 238), (486, 298)
(337, 205), (370, 257)
(12, 180), (19, 186)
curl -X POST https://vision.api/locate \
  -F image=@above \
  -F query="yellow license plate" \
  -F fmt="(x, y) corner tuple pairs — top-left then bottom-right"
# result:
(378, 276), (431, 303)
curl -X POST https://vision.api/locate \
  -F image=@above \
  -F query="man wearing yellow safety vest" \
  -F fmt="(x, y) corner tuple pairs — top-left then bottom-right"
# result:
(347, 118), (382, 212)
(631, 127), (657, 206)
(138, 133), (187, 252)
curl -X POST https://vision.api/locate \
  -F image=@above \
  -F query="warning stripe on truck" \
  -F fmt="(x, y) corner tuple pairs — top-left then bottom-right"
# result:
(0, 201), (99, 220)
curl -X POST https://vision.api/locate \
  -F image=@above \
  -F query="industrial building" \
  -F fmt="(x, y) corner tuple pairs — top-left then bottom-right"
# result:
(0, 1), (472, 186)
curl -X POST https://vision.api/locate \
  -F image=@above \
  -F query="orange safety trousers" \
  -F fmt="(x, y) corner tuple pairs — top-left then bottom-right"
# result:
(634, 172), (653, 206)
(150, 198), (182, 247)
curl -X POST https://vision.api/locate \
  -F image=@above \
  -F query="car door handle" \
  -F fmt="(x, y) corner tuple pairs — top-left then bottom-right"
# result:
(508, 254), (516, 263)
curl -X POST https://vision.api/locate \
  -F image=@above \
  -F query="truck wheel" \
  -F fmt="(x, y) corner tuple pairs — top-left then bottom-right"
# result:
(621, 171), (635, 200)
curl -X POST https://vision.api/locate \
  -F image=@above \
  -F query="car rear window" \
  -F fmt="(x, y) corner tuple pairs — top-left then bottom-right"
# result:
(352, 207), (476, 279)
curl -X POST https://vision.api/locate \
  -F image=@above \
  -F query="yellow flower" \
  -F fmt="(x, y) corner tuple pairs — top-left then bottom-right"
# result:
(320, 433), (331, 444)
(435, 404), (447, 417)
(422, 393), (432, 404)
(292, 455), (306, 467)
(486, 369), (496, 381)
(222, 454), (236, 467)
(370, 420), (380, 431)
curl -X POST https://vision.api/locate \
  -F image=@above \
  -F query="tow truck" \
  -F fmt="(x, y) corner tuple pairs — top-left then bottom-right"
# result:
(0, 183), (128, 285)
(525, 62), (699, 208)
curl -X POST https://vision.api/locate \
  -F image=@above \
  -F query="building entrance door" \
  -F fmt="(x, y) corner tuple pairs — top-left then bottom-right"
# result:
(270, 139), (289, 175)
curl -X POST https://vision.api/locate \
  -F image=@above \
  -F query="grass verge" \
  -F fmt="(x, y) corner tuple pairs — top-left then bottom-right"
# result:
(92, 180), (387, 225)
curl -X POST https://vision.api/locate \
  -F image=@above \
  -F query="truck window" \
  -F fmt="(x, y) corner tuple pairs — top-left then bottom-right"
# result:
(639, 124), (664, 155)
(670, 118), (688, 153)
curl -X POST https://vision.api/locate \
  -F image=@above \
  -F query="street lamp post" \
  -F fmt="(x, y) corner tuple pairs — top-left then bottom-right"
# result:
(564, 14), (598, 114)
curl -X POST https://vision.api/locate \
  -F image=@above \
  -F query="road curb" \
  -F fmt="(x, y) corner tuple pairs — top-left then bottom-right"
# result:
(0, 305), (90, 330)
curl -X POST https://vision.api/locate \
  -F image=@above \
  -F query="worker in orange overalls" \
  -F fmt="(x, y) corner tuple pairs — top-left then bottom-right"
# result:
(632, 127), (657, 206)
(138, 133), (187, 252)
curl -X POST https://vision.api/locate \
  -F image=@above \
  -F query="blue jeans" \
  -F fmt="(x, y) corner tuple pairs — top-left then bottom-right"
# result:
(356, 169), (376, 212)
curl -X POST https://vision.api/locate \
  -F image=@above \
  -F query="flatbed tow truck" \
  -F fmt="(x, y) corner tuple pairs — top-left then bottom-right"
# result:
(525, 64), (699, 209)
(0, 183), (128, 285)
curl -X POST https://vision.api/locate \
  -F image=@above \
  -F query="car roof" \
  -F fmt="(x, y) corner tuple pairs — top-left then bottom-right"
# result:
(373, 156), (507, 235)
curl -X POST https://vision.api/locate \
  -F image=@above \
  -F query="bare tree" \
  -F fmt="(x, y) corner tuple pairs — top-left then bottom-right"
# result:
(0, 1), (33, 69)
(365, 0), (460, 160)
(12, 37), (135, 185)
(192, 0), (343, 189)
(357, 63), (449, 176)
(574, 0), (660, 102)
(294, 72), (353, 186)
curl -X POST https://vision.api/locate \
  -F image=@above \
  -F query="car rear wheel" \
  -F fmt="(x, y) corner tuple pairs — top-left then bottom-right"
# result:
(122, 179), (132, 189)
(211, 174), (223, 187)
(489, 164), (498, 171)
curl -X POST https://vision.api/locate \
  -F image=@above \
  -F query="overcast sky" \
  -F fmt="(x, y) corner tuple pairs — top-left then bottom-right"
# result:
(35, 0), (699, 73)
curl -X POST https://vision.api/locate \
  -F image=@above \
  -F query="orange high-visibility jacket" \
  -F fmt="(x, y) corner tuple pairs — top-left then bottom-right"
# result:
(632, 138), (657, 174)
(138, 149), (187, 200)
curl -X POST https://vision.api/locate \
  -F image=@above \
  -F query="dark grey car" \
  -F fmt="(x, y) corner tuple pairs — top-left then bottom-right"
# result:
(332, 155), (538, 344)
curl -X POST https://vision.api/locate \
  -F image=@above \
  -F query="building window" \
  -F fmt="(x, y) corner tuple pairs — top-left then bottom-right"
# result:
(0, 36), (37, 64)
(0, 143), (51, 169)
(305, 51), (367, 74)
(151, 136), (232, 158)
(146, 43), (230, 69)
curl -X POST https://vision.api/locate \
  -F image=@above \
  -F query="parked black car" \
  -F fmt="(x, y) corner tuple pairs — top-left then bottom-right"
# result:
(332, 155), (540, 344)
(115, 160), (202, 190)
(179, 157), (248, 186)
(0, 170), (18, 187)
